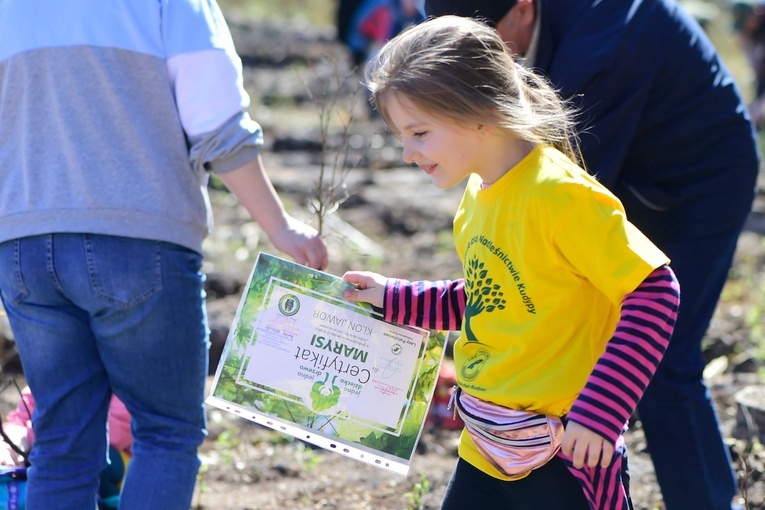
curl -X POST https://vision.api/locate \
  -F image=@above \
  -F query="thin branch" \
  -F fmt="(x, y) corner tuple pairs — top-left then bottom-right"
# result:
(300, 57), (363, 237)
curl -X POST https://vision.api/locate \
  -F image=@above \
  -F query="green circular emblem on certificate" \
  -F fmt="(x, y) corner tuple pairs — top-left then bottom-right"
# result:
(278, 294), (300, 316)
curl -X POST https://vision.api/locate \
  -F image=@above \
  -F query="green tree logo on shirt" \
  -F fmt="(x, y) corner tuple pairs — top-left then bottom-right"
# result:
(464, 257), (506, 343)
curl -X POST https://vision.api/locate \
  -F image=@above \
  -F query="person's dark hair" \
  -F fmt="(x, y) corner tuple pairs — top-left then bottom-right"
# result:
(364, 15), (582, 165)
(424, 0), (518, 26)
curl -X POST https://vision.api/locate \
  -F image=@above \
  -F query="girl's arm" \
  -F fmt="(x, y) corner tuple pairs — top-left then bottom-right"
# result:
(343, 272), (466, 331)
(562, 264), (680, 468)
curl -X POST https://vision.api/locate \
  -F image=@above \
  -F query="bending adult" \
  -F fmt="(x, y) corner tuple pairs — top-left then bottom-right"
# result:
(0, 1), (328, 509)
(423, 1), (759, 509)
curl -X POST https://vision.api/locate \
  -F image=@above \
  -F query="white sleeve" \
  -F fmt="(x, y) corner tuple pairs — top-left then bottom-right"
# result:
(162, 0), (252, 137)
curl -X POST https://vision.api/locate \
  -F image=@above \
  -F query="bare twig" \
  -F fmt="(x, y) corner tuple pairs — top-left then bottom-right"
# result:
(737, 439), (756, 510)
(301, 57), (363, 236)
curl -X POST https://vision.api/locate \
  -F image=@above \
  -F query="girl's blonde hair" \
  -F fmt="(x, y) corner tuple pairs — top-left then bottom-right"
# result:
(364, 15), (582, 165)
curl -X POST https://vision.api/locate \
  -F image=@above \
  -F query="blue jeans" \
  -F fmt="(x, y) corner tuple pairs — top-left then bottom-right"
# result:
(637, 225), (743, 510)
(0, 234), (209, 510)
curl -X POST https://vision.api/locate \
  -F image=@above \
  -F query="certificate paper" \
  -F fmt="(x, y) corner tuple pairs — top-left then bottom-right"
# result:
(206, 253), (447, 475)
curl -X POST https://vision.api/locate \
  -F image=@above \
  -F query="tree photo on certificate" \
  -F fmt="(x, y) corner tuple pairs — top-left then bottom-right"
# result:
(206, 253), (447, 475)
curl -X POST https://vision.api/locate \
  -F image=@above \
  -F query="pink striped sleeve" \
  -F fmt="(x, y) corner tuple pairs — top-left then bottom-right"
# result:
(559, 435), (630, 509)
(382, 278), (465, 331)
(567, 265), (680, 443)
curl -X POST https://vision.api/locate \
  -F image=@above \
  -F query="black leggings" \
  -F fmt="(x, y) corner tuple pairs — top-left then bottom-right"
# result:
(441, 457), (591, 510)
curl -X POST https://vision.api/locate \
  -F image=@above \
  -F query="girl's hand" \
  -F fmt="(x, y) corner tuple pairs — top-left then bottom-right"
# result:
(267, 215), (328, 270)
(342, 271), (387, 308)
(560, 420), (614, 469)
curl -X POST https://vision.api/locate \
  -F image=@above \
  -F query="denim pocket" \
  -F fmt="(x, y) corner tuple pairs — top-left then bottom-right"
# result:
(84, 235), (163, 308)
(0, 239), (30, 305)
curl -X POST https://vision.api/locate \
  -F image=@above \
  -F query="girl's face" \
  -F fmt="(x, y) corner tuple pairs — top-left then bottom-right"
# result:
(384, 93), (489, 189)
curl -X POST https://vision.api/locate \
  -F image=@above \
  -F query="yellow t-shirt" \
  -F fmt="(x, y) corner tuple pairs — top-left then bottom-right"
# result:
(452, 146), (668, 479)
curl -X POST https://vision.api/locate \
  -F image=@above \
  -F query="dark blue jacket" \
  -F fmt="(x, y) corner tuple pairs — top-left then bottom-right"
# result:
(535, 0), (759, 242)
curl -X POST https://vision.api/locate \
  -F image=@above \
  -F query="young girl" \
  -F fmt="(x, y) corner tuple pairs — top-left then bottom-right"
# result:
(342, 16), (680, 509)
